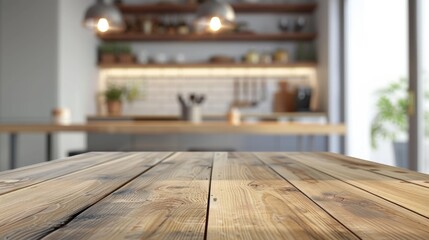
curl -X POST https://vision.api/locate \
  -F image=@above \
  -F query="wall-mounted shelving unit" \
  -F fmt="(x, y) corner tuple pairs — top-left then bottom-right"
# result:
(98, 2), (317, 69)
(97, 2), (318, 43)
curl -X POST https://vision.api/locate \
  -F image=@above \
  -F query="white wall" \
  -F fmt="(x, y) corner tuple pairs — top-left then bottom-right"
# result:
(57, 0), (97, 159)
(0, 0), (59, 169)
(0, 0), (97, 169)
(316, 0), (341, 153)
(0, 1), (4, 170)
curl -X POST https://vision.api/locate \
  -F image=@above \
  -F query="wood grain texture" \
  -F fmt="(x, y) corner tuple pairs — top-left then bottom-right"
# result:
(1, 152), (428, 239)
(319, 152), (429, 188)
(0, 152), (127, 195)
(207, 152), (357, 240)
(44, 152), (213, 240)
(256, 152), (429, 239)
(287, 152), (429, 218)
(0, 152), (172, 240)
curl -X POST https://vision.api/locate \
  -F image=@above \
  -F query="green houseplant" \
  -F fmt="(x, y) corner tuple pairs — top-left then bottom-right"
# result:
(98, 43), (134, 64)
(98, 43), (117, 64)
(104, 83), (140, 116)
(117, 44), (134, 63)
(371, 78), (429, 167)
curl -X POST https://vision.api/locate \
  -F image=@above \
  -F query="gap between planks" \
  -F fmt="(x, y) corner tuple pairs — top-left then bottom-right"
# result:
(0, 152), (133, 195)
(40, 152), (176, 238)
(204, 152), (216, 240)
(290, 152), (429, 219)
(250, 152), (362, 240)
(206, 152), (358, 239)
(0, 152), (174, 239)
(318, 152), (429, 189)
(255, 152), (429, 239)
(43, 152), (213, 239)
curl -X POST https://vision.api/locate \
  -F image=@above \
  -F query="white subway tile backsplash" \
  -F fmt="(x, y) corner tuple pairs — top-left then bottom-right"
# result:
(104, 76), (311, 116)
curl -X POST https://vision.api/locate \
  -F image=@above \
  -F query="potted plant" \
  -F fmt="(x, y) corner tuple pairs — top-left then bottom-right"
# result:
(117, 44), (134, 63)
(371, 78), (429, 168)
(103, 83), (141, 116)
(98, 43), (117, 64)
(104, 84), (125, 115)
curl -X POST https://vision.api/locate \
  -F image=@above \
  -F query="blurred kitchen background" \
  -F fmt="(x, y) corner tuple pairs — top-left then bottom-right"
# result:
(0, 0), (428, 173)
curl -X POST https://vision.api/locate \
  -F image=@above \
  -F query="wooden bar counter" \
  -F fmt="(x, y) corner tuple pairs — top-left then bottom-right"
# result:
(0, 121), (346, 135)
(0, 122), (346, 169)
(0, 152), (428, 239)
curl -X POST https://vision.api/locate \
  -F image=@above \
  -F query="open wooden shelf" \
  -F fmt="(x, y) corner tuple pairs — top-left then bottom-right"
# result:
(116, 3), (317, 14)
(98, 62), (316, 68)
(98, 62), (317, 69)
(98, 32), (317, 42)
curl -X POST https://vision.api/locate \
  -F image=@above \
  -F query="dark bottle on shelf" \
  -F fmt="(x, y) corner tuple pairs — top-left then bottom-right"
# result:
(294, 17), (307, 32)
(278, 18), (290, 32)
(295, 87), (312, 112)
(156, 18), (166, 34)
(167, 18), (176, 35)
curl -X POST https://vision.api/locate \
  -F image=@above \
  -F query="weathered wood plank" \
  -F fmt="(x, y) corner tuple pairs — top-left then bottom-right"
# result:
(288, 152), (429, 218)
(0, 152), (172, 240)
(319, 152), (429, 188)
(0, 152), (130, 195)
(43, 152), (213, 240)
(0, 152), (99, 174)
(256, 152), (429, 239)
(207, 152), (358, 240)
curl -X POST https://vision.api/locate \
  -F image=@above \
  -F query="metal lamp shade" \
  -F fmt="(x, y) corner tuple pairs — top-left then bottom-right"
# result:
(83, 0), (124, 32)
(195, 0), (235, 32)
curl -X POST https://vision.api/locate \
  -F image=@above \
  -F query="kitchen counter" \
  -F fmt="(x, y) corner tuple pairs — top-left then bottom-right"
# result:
(87, 112), (328, 122)
(0, 152), (428, 239)
(0, 121), (344, 135)
(0, 122), (345, 169)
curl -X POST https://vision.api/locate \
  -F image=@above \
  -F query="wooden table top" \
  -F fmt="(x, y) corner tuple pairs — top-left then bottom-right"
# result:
(0, 122), (346, 135)
(1, 152), (428, 239)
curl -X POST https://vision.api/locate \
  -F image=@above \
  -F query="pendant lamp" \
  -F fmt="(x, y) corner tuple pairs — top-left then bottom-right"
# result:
(83, 0), (124, 33)
(195, 0), (235, 32)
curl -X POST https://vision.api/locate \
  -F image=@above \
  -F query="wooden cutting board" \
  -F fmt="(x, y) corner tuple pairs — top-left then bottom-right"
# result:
(273, 81), (296, 112)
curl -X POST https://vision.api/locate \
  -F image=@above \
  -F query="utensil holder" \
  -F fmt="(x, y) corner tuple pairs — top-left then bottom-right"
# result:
(180, 106), (202, 123)
(189, 106), (202, 123)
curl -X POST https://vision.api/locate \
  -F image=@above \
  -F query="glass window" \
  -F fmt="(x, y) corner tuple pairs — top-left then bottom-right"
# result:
(346, 0), (409, 167)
